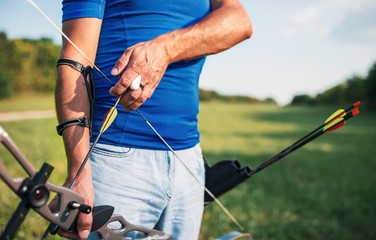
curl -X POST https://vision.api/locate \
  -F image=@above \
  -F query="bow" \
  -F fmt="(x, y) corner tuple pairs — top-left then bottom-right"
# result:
(0, 125), (174, 240)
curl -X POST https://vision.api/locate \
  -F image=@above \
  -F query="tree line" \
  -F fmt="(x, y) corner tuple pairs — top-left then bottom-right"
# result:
(290, 62), (376, 109)
(0, 32), (60, 98)
(0, 32), (374, 109)
(0, 32), (276, 104)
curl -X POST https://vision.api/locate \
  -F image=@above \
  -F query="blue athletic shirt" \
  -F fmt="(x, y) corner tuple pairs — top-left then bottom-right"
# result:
(62, 0), (210, 150)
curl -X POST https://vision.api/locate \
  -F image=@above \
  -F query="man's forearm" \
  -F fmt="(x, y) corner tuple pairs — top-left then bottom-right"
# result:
(55, 66), (92, 181)
(161, 0), (252, 63)
(56, 18), (102, 179)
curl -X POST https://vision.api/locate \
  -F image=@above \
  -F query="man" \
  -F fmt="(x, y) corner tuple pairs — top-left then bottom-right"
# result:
(56, 0), (252, 239)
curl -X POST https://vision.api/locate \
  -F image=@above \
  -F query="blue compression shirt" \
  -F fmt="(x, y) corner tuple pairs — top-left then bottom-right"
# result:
(62, 0), (210, 150)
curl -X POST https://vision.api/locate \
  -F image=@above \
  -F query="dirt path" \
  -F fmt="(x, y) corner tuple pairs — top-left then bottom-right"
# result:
(0, 110), (56, 122)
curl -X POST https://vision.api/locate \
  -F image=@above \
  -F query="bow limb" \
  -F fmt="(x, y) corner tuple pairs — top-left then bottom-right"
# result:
(0, 125), (174, 240)
(0, 126), (84, 239)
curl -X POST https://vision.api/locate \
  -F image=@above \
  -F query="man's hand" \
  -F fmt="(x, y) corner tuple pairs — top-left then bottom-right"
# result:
(109, 0), (252, 112)
(110, 40), (170, 111)
(56, 174), (95, 240)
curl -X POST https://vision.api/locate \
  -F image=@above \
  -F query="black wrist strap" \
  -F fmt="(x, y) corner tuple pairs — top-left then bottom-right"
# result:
(56, 58), (95, 136)
(57, 58), (85, 72)
(56, 117), (90, 136)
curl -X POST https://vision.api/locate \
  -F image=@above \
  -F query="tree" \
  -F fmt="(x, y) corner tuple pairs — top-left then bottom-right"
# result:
(316, 84), (346, 105)
(0, 32), (15, 98)
(344, 75), (366, 104)
(290, 94), (316, 105)
(365, 62), (376, 109)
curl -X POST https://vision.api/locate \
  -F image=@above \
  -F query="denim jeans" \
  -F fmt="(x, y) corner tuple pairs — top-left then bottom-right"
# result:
(87, 143), (205, 240)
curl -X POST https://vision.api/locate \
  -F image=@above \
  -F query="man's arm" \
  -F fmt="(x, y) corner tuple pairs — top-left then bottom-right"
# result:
(110, 0), (252, 111)
(55, 17), (102, 239)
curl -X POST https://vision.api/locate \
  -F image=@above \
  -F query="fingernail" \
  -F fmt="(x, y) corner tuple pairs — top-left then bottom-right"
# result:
(80, 230), (90, 238)
(111, 67), (118, 75)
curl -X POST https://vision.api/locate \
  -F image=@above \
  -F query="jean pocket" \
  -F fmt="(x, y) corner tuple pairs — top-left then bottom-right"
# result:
(91, 143), (134, 158)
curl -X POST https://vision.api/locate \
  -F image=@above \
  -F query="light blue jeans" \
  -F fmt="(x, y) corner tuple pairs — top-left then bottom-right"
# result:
(87, 143), (205, 240)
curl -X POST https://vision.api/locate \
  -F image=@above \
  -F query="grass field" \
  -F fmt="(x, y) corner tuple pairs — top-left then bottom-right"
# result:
(0, 95), (375, 239)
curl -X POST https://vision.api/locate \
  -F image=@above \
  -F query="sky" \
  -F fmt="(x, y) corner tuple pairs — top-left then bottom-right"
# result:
(0, 0), (375, 105)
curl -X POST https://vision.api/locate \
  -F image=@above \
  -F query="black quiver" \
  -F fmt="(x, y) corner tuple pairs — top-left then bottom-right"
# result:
(204, 159), (252, 205)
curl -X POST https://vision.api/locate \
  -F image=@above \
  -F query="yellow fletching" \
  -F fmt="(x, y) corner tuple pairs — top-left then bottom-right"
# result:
(325, 109), (345, 123)
(99, 107), (118, 133)
(323, 117), (343, 131)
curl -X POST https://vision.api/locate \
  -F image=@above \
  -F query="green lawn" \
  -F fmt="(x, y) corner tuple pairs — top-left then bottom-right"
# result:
(199, 102), (376, 240)
(0, 94), (55, 112)
(0, 99), (375, 239)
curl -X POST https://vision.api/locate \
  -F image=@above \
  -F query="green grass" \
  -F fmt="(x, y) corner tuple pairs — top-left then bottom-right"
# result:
(0, 100), (375, 239)
(0, 94), (54, 112)
(199, 102), (376, 240)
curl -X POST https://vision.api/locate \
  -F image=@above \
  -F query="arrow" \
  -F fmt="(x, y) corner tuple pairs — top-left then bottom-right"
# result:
(251, 102), (360, 176)
(204, 102), (361, 204)
(289, 101), (360, 147)
(69, 95), (121, 188)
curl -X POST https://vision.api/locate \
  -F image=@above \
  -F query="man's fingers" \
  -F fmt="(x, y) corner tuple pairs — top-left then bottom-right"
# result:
(111, 48), (133, 76)
(109, 70), (139, 96)
(119, 88), (143, 111)
(121, 86), (154, 111)
(130, 75), (142, 90)
(55, 211), (92, 240)
(57, 228), (80, 240)
(77, 212), (93, 239)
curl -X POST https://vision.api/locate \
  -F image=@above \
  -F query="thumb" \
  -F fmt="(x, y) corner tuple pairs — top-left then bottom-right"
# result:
(77, 212), (93, 239)
(111, 48), (134, 76)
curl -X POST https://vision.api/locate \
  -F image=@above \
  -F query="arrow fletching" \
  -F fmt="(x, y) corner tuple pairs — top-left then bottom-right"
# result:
(100, 107), (118, 133)
(99, 95), (122, 133)
(325, 109), (345, 123)
(324, 107), (359, 133)
(324, 118), (345, 132)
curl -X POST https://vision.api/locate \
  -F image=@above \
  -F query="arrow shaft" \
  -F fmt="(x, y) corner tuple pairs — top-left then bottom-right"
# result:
(70, 95), (121, 189)
(251, 105), (359, 176)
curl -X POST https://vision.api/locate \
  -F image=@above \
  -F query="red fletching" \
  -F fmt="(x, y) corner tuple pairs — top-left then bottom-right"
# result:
(325, 121), (345, 133)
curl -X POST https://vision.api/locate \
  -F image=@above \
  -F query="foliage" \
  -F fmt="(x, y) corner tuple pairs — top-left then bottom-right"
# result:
(199, 88), (276, 104)
(365, 63), (376, 109)
(291, 94), (316, 105)
(0, 32), (16, 98)
(291, 62), (376, 109)
(0, 32), (60, 98)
